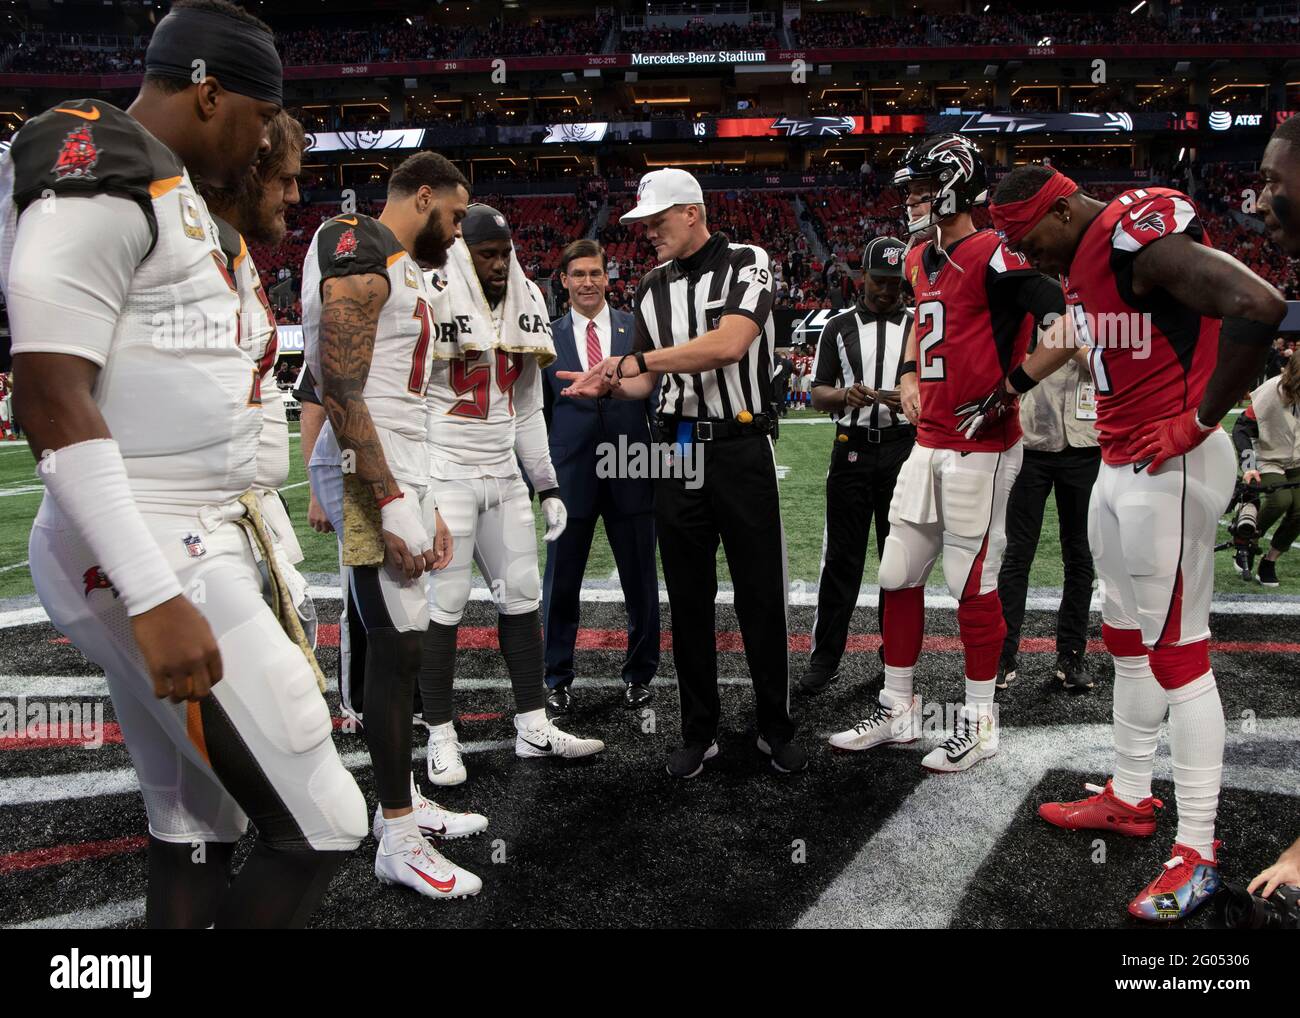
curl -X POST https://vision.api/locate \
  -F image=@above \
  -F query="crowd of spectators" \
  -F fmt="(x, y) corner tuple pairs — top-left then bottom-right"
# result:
(789, 8), (1300, 48)
(461, 16), (611, 57)
(617, 20), (780, 53)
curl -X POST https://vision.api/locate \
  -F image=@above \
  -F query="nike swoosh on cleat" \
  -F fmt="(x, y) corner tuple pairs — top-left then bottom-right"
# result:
(522, 737), (552, 752)
(946, 740), (979, 762)
(55, 106), (100, 121)
(418, 823), (447, 836)
(406, 863), (455, 892)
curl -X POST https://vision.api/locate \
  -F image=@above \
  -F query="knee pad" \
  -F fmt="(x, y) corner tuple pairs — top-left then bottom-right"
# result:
(878, 534), (911, 592)
(306, 756), (368, 850)
(1148, 640), (1212, 691)
(428, 568), (471, 626)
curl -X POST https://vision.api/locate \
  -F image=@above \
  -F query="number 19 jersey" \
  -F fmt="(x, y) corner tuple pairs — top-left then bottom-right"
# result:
(301, 213), (435, 483)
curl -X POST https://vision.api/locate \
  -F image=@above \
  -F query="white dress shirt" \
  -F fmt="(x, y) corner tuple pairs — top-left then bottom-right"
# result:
(571, 302), (612, 372)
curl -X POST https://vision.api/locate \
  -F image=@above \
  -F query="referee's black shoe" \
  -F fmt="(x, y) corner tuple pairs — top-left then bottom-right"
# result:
(624, 682), (653, 708)
(666, 741), (719, 779)
(545, 686), (571, 714)
(756, 736), (808, 775)
(1056, 651), (1094, 692)
(796, 668), (839, 696)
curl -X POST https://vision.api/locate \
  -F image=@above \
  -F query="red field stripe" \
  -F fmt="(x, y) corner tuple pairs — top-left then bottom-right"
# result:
(459, 712), (504, 722)
(0, 835), (147, 874)
(0, 722), (123, 750)
(52, 626), (1300, 656)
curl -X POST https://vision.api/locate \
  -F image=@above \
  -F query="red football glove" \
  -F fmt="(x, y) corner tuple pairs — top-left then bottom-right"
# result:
(1128, 407), (1217, 473)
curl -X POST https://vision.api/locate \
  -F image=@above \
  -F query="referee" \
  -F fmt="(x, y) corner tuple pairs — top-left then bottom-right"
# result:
(800, 237), (915, 695)
(559, 167), (804, 779)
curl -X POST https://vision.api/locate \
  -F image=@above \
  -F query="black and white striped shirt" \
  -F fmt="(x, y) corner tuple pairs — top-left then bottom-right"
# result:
(633, 231), (776, 419)
(812, 304), (913, 429)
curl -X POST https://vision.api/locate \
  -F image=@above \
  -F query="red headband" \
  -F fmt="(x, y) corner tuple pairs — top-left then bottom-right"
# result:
(990, 170), (1078, 245)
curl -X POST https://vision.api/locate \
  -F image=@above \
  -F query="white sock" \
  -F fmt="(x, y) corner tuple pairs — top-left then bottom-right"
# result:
(880, 665), (914, 709)
(380, 810), (421, 854)
(964, 676), (996, 721)
(515, 708), (547, 731)
(1111, 655), (1166, 806)
(1166, 671), (1224, 859)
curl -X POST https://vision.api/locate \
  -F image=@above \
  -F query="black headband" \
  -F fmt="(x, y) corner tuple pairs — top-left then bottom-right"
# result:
(461, 204), (512, 245)
(146, 8), (283, 107)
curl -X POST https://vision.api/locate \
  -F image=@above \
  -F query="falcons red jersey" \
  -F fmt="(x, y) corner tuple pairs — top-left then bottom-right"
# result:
(1062, 187), (1218, 466)
(905, 229), (1046, 452)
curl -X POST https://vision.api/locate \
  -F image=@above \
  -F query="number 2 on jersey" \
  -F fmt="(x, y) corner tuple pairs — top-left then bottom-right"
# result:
(916, 300), (946, 380)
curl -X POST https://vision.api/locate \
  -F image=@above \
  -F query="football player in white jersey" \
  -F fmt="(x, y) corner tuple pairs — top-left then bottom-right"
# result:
(419, 204), (605, 787)
(303, 152), (488, 901)
(199, 110), (317, 643)
(4, 0), (367, 928)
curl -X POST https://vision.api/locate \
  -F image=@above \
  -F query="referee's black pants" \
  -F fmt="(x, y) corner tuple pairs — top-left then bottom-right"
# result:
(810, 430), (913, 676)
(997, 445), (1101, 665)
(654, 432), (795, 747)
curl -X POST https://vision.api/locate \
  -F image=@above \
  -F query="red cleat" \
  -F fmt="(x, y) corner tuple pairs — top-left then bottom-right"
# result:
(1038, 780), (1161, 837)
(1127, 841), (1222, 922)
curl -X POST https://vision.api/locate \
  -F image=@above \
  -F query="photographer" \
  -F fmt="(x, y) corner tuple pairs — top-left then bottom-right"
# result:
(1249, 835), (1300, 900)
(1232, 353), (1300, 586)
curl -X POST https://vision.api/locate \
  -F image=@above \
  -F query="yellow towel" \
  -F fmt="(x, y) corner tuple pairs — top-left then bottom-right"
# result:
(235, 492), (328, 693)
(342, 473), (385, 567)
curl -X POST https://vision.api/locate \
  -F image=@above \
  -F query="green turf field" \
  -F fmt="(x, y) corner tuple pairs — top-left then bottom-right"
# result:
(0, 409), (1287, 600)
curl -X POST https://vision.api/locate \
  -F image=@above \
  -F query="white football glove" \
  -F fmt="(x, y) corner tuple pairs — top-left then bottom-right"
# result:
(380, 494), (434, 557)
(542, 496), (568, 542)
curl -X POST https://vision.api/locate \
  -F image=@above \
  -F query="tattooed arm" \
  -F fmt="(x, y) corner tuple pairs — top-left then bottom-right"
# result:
(318, 273), (432, 579)
(318, 273), (399, 506)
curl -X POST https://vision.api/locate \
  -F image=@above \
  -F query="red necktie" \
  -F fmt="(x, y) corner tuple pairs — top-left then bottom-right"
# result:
(585, 319), (602, 371)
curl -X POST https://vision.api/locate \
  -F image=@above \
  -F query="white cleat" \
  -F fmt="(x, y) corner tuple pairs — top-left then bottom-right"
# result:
(374, 830), (482, 900)
(828, 694), (921, 751)
(514, 715), (605, 759)
(921, 711), (998, 773)
(426, 721), (467, 786)
(372, 776), (488, 843)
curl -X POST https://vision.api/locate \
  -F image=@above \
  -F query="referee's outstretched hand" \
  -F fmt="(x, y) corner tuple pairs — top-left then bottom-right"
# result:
(558, 363), (616, 399)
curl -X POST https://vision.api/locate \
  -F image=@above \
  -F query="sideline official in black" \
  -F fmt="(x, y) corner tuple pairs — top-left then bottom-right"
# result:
(800, 237), (915, 695)
(559, 167), (804, 779)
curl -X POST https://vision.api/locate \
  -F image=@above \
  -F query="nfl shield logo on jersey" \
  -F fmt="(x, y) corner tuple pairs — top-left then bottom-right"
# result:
(182, 534), (207, 558)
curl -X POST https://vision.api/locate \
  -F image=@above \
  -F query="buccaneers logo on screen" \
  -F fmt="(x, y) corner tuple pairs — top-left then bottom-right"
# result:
(52, 125), (99, 182)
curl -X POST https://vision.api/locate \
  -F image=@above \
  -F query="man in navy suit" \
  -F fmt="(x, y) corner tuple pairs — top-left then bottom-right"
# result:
(542, 239), (660, 711)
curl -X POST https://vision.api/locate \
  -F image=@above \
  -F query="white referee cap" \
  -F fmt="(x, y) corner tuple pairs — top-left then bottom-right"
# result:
(620, 168), (705, 223)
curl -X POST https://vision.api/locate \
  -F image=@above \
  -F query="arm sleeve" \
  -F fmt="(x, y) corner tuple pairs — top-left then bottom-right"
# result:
(812, 320), (842, 387)
(6, 194), (152, 365)
(513, 357), (559, 497)
(723, 246), (775, 328)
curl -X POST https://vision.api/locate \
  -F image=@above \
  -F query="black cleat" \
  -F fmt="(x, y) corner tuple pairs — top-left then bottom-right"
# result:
(1056, 650), (1094, 692)
(666, 741), (719, 779)
(756, 736), (808, 774)
(545, 686), (572, 714)
(624, 682), (653, 708)
(1258, 558), (1280, 587)
(996, 658), (1018, 690)
(796, 668), (839, 695)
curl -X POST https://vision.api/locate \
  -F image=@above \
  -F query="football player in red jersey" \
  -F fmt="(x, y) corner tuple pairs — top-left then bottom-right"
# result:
(827, 134), (1072, 772)
(983, 165), (1285, 921)
(1259, 115), (1300, 257)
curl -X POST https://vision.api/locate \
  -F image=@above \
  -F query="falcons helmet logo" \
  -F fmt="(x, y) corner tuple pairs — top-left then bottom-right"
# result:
(928, 135), (977, 181)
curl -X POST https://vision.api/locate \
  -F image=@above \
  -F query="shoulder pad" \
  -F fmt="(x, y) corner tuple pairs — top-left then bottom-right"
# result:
(210, 213), (245, 271)
(9, 100), (181, 214)
(315, 213), (402, 280)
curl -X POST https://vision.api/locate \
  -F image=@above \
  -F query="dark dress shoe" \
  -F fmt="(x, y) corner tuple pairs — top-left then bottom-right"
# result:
(624, 682), (653, 708)
(796, 669), (839, 695)
(545, 686), (571, 713)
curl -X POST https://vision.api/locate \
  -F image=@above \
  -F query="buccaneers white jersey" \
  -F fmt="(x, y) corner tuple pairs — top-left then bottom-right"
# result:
(0, 99), (259, 508)
(302, 213), (435, 483)
(215, 217), (288, 491)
